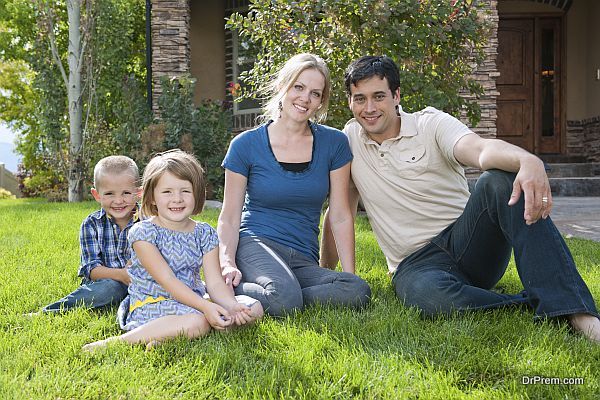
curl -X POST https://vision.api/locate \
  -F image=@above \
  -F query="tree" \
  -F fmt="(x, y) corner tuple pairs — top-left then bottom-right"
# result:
(38, 0), (92, 202)
(0, 0), (147, 200)
(227, 0), (489, 128)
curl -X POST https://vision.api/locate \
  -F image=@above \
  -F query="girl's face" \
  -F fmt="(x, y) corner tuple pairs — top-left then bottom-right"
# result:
(152, 171), (195, 226)
(280, 68), (325, 123)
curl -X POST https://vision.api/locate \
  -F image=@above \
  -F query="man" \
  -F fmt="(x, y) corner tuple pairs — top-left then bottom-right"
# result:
(321, 55), (600, 343)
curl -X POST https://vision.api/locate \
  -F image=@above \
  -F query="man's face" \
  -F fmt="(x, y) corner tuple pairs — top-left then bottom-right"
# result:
(348, 76), (401, 143)
(91, 173), (139, 225)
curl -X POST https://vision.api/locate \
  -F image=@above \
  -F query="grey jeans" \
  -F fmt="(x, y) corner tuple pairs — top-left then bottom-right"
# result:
(234, 236), (371, 316)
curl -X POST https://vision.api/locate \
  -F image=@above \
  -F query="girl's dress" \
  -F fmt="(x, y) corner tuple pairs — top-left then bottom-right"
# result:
(121, 219), (254, 331)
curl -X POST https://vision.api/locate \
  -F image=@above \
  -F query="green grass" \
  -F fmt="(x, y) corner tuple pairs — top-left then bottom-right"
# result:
(1, 198), (599, 399)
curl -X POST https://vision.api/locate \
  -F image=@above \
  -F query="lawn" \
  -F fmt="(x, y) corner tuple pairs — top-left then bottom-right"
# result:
(1, 199), (599, 399)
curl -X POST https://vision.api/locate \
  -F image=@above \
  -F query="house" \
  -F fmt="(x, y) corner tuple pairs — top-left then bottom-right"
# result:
(149, 0), (600, 163)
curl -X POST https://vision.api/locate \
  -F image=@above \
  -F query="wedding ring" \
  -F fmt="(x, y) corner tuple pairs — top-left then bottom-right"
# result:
(542, 196), (548, 203)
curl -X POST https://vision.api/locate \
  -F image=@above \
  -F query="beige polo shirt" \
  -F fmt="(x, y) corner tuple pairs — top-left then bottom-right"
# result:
(344, 107), (473, 273)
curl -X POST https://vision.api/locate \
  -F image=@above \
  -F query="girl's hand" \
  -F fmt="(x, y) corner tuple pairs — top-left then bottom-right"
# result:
(226, 302), (254, 326)
(203, 302), (233, 330)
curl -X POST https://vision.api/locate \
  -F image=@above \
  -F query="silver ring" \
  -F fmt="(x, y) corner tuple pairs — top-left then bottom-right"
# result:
(542, 196), (548, 203)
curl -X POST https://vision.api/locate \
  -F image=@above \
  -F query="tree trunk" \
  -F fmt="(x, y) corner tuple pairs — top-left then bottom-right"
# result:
(67, 0), (83, 202)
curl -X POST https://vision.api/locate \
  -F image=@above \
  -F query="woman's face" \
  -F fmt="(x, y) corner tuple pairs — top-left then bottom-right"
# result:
(280, 68), (325, 123)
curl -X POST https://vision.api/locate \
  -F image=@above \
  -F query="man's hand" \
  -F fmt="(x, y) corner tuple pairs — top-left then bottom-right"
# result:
(508, 156), (552, 225)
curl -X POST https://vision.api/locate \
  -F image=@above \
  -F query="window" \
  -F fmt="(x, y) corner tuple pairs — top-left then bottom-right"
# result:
(231, 32), (261, 115)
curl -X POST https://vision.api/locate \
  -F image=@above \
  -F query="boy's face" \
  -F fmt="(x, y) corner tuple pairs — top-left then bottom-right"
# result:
(91, 173), (139, 225)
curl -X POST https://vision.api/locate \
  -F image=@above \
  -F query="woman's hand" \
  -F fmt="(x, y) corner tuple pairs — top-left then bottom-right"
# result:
(221, 265), (242, 289)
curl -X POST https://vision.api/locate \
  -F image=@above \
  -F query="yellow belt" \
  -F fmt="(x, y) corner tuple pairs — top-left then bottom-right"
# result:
(129, 295), (168, 313)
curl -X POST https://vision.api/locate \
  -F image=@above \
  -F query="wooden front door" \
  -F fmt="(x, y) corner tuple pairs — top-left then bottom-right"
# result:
(497, 17), (562, 154)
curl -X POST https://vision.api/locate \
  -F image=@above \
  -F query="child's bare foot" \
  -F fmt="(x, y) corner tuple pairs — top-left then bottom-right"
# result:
(145, 340), (162, 351)
(23, 311), (42, 318)
(82, 337), (119, 351)
(569, 313), (600, 343)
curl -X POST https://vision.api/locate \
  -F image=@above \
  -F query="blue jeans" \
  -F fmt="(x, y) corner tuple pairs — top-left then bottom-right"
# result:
(392, 170), (599, 319)
(42, 278), (128, 313)
(235, 236), (371, 316)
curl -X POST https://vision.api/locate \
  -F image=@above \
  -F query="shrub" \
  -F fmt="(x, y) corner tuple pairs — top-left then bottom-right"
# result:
(0, 188), (16, 200)
(157, 76), (233, 200)
(227, 0), (489, 127)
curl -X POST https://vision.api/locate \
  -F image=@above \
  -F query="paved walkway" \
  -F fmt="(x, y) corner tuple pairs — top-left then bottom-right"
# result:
(550, 197), (600, 242)
(206, 198), (600, 242)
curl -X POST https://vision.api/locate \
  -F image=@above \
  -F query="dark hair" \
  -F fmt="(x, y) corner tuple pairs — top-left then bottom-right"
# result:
(344, 56), (400, 96)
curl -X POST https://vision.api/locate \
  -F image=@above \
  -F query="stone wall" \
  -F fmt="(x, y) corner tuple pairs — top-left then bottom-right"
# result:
(461, 0), (499, 139)
(567, 116), (600, 162)
(151, 0), (191, 114)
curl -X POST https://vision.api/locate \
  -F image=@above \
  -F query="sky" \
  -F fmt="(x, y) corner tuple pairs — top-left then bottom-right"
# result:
(0, 123), (21, 172)
(0, 123), (16, 143)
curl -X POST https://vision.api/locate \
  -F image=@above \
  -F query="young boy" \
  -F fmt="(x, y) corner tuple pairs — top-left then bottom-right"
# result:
(40, 155), (140, 313)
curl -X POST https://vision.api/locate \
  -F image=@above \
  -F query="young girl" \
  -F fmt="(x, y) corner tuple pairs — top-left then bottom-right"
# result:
(84, 150), (263, 350)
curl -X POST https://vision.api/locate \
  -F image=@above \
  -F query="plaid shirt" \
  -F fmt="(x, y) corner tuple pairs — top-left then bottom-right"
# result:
(77, 207), (139, 279)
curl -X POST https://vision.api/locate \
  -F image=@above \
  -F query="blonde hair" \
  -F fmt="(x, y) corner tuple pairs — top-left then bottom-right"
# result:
(93, 155), (139, 189)
(259, 53), (331, 124)
(140, 150), (206, 217)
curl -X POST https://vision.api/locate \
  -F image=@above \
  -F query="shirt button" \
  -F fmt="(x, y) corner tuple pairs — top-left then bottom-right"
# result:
(411, 156), (416, 160)
(380, 153), (384, 157)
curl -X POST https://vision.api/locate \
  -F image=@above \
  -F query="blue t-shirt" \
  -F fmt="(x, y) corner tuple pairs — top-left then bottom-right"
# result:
(222, 121), (352, 261)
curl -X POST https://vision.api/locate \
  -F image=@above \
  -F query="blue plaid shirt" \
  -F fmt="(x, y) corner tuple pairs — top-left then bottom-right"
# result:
(77, 207), (139, 279)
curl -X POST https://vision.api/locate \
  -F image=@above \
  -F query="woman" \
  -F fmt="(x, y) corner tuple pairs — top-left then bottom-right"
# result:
(217, 53), (371, 316)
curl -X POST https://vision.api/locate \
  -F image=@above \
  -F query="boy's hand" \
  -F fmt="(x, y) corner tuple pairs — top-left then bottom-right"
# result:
(204, 303), (233, 330)
(118, 267), (132, 286)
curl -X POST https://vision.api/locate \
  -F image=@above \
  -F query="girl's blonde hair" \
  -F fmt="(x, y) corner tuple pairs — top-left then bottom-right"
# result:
(141, 150), (205, 217)
(258, 53), (331, 124)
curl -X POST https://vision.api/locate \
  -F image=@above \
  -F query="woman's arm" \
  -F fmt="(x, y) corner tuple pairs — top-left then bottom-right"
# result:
(133, 241), (231, 329)
(320, 183), (359, 270)
(217, 169), (248, 287)
(326, 163), (356, 274)
(203, 246), (254, 326)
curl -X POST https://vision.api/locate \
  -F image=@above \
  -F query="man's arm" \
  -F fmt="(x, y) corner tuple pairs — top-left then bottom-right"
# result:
(453, 134), (552, 225)
(320, 182), (360, 270)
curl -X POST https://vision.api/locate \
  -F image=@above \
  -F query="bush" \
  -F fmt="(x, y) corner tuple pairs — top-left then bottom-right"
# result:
(227, 0), (489, 127)
(157, 75), (233, 200)
(0, 188), (16, 200)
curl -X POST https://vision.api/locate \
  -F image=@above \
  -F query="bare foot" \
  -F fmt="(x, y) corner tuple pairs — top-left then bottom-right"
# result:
(145, 340), (162, 351)
(82, 337), (119, 352)
(23, 311), (42, 318)
(569, 313), (600, 343)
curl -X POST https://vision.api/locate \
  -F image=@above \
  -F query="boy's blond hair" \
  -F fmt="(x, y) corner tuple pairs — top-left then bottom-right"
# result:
(141, 150), (206, 217)
(93, 156), (140, 189)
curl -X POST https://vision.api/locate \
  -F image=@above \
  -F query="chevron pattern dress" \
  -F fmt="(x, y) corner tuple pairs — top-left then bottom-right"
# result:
(122, 219), (219, 331)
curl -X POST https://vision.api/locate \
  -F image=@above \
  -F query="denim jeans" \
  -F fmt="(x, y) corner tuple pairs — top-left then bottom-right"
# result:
(234, 236), (371, 316)
(42, 278), (128, 313)
(392, 169), (599, 319)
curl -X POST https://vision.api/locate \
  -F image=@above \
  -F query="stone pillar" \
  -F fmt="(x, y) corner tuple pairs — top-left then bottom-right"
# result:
(151, 0), (191, 115)
(461, 0), (499, 139)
